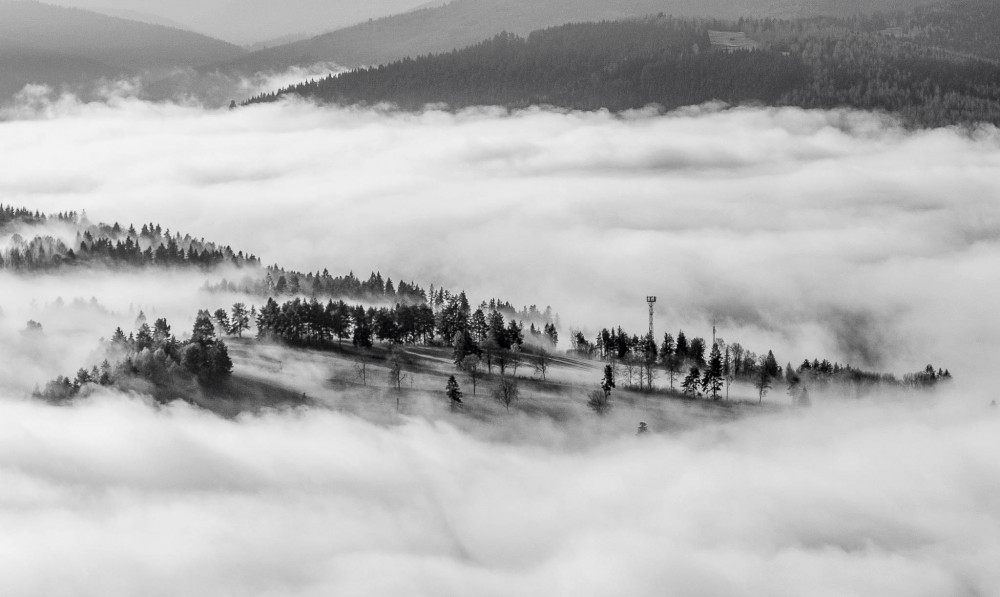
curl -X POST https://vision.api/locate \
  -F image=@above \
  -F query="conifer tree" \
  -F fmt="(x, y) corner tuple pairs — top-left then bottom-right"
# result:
(702, 343), (724, 400)
(601, 364), (616, 398)
(681, 366), (701, 397)
(446, 375), (463, 406)
(675, 331), (689, 361)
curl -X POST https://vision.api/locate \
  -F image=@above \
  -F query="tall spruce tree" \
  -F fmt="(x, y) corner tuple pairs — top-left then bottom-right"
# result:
(702, 343), (724, 400)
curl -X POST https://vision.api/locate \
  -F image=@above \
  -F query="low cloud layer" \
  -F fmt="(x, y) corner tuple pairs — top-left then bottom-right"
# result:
(3, 97), (997, 377)
(0, 390), (997, 596)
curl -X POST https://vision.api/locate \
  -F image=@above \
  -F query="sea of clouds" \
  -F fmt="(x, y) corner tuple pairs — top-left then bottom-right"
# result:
(1, 93), (998, 595)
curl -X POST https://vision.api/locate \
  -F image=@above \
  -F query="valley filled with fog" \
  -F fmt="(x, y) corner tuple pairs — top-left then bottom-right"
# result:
(1, 94), (999, 595)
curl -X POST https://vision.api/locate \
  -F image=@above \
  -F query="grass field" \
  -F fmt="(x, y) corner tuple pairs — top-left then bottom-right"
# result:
(222, 338), (781, 437)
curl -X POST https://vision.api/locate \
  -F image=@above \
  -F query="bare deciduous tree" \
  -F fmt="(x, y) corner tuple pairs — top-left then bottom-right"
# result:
(353, 350), (371, 386)
(587, 389), (611, 415)
(387, 348), (408, 412)
(621, 355), (638, 389)
(492, 375), (519, 412)
(460, 354), (483, 396)
(755, 354), (772, 403)
(509, 344), (523, 376)
(534, 347), (551, 381)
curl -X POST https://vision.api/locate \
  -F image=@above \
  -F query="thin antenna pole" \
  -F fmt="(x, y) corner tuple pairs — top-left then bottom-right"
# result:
(646, 296), (657, 341)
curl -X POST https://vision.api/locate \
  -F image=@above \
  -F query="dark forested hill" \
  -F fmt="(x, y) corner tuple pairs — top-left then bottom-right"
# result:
(205, 0), (931, 76)
(245, 4), (1000, 127)
(246, 21), (809, 112)
(0, 1), (245, 100)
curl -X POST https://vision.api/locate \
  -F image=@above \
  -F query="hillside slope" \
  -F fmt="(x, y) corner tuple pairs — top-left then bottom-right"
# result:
(246, 8), (1000, 127)
(207, 0), (932, 75)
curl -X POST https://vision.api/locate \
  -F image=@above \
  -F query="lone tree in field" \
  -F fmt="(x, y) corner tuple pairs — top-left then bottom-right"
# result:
(508, 344), (523, 376)
(446, 375), (463, 407)
(534, 347), (552, 380)
(387, 348), (405, 391)
(230, 302), (251, 337)
(460, 354), (482, 395)
(587, 388), (612, 415)
(353, 350), (372, 386)
(755, 354), (773, 403)
(492, 375), (519, 412)
(588, 363), (616, 415)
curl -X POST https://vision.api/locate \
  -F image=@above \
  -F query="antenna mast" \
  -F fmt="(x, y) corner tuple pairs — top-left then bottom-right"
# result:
(646, 296), (657, 341)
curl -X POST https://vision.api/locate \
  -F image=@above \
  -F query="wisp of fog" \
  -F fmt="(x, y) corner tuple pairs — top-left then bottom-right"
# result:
(1, 93), (999, 595)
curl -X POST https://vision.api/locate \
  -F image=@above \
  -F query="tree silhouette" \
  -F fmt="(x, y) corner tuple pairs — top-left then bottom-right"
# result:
(446, 375), (463, 407)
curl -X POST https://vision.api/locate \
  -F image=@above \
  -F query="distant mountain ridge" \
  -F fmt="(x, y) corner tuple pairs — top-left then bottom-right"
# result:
(0, 0), (245, 100)
(43, 0), (435, 46)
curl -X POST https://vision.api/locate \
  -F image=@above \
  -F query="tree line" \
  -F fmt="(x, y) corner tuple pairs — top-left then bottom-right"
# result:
(245, 19), (808, 114)
(0, 207), (259, 271)
(576, 322), (951, 410)
(251, 291), (556, 357)
(3, 206), (560, 333)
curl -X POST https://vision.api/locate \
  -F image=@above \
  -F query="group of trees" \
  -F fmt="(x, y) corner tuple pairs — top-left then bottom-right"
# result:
(0, 205), (72, 227)
(35, 310), (233, 401)
(588, 325), (780, 401)
(248, 269), (429, 305)
(250, 292), (556, 361)
(590, 320), (955, 405)
(0, 207), (259, 272)
(785, 358), (952, 401)
(246, 3), (1000, 127)
(253, 297), (435, 347)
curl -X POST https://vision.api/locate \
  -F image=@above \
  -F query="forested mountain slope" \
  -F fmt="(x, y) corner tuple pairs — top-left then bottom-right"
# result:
(205, 0), (931, 76)
(245, 5), (1000, 127)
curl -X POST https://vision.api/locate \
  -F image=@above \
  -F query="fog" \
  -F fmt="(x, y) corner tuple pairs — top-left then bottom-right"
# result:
(0, 387), (996, 596)
(3, 95), (998, 376)
(0, 267), (252, 394)
(2, 94), (999, 595)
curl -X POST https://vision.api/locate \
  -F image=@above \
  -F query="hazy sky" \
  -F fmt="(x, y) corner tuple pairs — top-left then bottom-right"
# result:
(43, 0), (431, 44)
(2, 86), (1000, 596)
